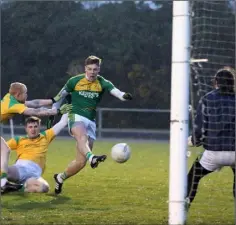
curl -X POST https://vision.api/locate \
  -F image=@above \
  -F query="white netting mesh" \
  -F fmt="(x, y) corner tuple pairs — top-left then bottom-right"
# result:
(191, 0), (235, 97)
(187, 1), (235, 224)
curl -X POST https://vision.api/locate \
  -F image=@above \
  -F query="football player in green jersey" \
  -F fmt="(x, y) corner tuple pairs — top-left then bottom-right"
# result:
(51, 55), (132, 194)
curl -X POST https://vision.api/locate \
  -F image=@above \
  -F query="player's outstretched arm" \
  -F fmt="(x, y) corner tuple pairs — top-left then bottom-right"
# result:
(110, 88), (133, 101)
(25, 99), (53, 108)
(23, 104), (72, 117)
(51, 113), (68, 136)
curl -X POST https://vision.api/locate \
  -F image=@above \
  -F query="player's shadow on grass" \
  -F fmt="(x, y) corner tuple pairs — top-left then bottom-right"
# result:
(2, 193), (71, 211)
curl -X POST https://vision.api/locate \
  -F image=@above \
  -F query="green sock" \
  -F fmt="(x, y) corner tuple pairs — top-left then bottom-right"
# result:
(0, 172), (7, 179)
(86, 152), (94, 162)
(19, 185), (25, 193)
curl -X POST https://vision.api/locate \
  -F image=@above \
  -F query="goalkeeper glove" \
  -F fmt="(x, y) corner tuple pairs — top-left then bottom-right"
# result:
(123, 93), (133, 100)
(188, 135), (202, 147)
(57, 103), (72, 115)
(188, 136), (194, 147)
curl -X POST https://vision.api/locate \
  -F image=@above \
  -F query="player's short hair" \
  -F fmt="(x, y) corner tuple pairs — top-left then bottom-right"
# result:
(214, 67), (235, 94)
(85, 55), (102, 66)
(25, 116), (41, 126)
(9, 82), (27, 95)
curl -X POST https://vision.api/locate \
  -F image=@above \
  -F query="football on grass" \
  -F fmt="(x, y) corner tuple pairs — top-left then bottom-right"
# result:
(111, 143), (131, 163)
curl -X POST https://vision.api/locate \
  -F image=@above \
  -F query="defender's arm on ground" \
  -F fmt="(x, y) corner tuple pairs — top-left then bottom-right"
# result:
(25, 99), (53, 108)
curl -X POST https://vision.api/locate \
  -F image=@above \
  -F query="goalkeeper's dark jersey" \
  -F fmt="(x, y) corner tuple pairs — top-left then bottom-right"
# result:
(193, 89), (235, 151)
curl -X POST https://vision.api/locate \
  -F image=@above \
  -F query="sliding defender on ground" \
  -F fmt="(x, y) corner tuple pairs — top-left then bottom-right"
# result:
(1, 82), (71, 193)
(51, 55), (132, 194)
(187, 67), (235, 209)
(4, 115), (68, 194)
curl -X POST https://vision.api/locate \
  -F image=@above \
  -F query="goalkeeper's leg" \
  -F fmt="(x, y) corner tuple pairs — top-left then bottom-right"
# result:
(186, 157), (213, 206)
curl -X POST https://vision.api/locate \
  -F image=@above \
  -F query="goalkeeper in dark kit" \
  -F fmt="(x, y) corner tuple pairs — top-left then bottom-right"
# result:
(187, 66), (235, 209)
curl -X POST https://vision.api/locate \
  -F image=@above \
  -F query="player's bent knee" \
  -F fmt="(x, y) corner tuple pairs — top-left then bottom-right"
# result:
(75, 150), (87, 163)
(75, 134), (88, 144)
(72, 126), (88, 142)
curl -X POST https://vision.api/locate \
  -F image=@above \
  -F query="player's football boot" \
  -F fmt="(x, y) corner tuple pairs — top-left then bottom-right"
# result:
(90, 155), (107, 169)
(1, 181), (23, 194)
(54, 174), (63, 194)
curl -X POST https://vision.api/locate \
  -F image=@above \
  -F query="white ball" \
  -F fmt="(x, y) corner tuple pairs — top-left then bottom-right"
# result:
(111, 143), (131, 163)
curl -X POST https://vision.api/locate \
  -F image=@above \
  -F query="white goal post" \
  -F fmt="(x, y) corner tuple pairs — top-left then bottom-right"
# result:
(169, 1), (235, 224)
(169, 1), (191, 224)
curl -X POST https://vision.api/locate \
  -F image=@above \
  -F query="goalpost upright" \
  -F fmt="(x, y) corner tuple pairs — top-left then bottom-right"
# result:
(169, 1), (191, 224)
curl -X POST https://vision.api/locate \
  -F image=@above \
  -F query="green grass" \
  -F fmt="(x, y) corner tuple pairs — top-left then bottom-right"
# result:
(2, 139), (235, 225)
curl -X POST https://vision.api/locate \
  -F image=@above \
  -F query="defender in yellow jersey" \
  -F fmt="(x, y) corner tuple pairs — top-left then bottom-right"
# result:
(1, 82), (72, 193)
(51, 56), (133, 194)
(1, 82), (71, 123)
(4, 115), (68, 194)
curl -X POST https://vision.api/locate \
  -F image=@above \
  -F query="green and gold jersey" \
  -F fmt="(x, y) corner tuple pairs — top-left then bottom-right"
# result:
(1, 93), (27, 123)
(64, 74), (115, 121)
(7, 128), (55, 172)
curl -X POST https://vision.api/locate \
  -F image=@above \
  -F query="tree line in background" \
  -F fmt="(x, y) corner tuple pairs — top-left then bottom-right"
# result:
(1, 1), (235, 129)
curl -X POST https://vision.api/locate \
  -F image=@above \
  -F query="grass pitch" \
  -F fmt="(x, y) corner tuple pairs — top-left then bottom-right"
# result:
(1, 139), (235, 225)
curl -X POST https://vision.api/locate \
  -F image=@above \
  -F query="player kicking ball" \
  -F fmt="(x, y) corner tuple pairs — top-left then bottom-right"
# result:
(51, 55), (132, 194)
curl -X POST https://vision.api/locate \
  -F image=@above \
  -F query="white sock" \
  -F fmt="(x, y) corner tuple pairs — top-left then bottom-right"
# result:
(1, 178), (8, 187)
(57, 174), (64, 183)
(86, 152), (95, 163)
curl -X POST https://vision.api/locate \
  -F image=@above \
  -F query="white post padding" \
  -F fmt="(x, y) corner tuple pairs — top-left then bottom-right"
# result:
(169, 1), (191, 225)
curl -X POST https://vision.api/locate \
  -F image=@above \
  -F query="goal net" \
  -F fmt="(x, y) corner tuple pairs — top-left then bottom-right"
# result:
(188, 0), (235, 224)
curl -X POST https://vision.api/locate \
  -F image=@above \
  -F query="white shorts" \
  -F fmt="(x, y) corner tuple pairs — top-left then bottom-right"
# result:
(68, 114), (96, 140)
(12, 159), (42, 183)
(200, 150), (235, 172)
